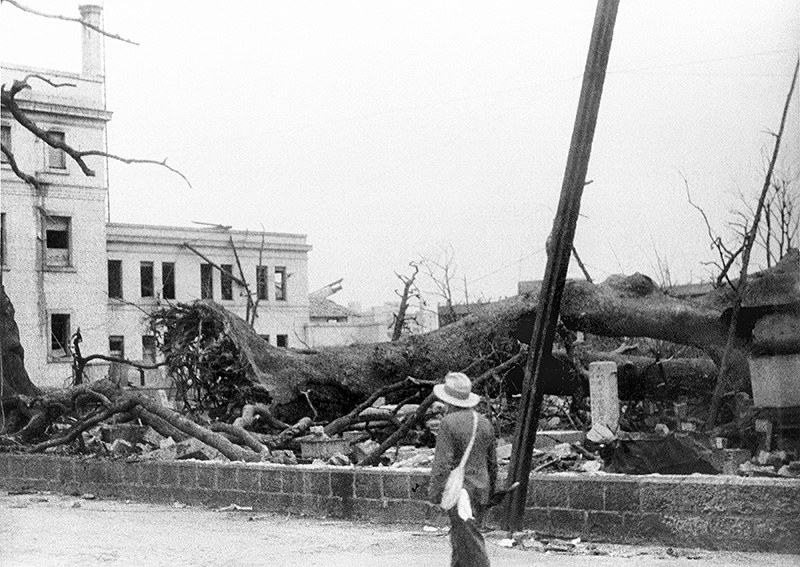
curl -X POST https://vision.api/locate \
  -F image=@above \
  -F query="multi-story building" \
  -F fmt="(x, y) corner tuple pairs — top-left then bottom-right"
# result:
(1, 5), (311, 390)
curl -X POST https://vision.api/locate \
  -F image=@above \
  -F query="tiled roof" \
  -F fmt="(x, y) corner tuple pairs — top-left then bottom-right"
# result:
(309, 296), (351, 319)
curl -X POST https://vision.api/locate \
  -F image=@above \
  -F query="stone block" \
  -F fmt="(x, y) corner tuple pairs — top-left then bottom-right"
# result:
(330, 470), (354, 499)
(382, 473), (410, 499)
(178, 462), (198, 488)
(217, 466), (237, 491)
(749, 354), (800, 408)
(522, 507), (551, 534)
(282, 469), (303, 494)
(158, 462), (181, 487)
(260, 469), (283, 493)
(529, 476), (570, 508)
(548, 508), (587, 538)
(304, 470), (331, 496)
(569, 481), (603, 511)
(586, 510), (625, 540)
(622, 512), (671, 543)
(196, 464), (217, 490)
(408, 472), (429, 501)
(589, 361), (619, 431)
(603, 480), (639, 511)
(238, 467), (261, 493)
(81, 460), (107, 486)
(138, 462), (160, 487)
(354, 471), (381, 498)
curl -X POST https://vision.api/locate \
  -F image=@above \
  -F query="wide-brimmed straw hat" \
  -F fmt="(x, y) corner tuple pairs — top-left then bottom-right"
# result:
(433, 372), (480, 408)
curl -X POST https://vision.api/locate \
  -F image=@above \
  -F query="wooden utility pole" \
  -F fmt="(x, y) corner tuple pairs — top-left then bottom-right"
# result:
(504, 0), (619, 531)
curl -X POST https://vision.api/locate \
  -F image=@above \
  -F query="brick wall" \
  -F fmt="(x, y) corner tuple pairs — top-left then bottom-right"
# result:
(1, 454), (798, 553)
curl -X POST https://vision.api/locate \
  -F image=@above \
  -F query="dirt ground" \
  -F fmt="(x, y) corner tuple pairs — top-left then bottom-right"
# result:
(1, 491), (797, 567)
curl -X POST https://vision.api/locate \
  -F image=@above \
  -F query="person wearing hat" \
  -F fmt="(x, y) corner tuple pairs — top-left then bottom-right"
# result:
(429, 372), (497, 567)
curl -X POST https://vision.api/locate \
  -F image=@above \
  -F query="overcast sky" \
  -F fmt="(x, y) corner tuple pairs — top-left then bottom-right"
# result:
(2, 1), (799, 308)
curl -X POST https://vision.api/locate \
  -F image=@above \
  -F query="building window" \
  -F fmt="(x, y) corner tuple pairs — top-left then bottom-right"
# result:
(274, 266), (287, 301)
(276, 334), (288, 348)
(49, 313), (71, 360)
(221, 264), (233, 301)
(256, 265), (268, 300)
(200, 263), (213, 299)
(47, 130), (67, 170)
(162, 262), (175, 300)
(140, 261), (154, 298)
(44, 215), (71, 267)
(1, 124), (10, 163)
(108, 260), (123, 299)
(259, 334), (270, 345)
(109, 335), (125, 359)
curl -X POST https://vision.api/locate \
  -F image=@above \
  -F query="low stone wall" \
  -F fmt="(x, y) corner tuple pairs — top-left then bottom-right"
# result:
(1, 454), (798, 553)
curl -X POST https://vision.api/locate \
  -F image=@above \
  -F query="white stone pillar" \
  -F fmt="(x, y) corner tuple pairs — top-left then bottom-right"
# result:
(589, 361), (619, 432)
(79, 4), (104, 78)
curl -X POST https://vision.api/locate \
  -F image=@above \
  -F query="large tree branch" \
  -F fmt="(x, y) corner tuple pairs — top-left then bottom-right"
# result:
(2, 0), (139, 45)
(1, 78), (192, 187)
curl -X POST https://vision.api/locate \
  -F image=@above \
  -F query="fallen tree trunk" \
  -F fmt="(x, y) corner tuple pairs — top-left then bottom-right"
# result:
(152, 272), (741, 423)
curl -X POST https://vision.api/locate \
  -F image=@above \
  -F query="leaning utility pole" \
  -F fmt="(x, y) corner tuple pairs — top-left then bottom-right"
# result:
(504, 0), (619, 531)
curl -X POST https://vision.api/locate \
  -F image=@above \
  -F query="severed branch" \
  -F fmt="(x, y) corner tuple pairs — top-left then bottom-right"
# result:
(2, 0), (139, 45)
(1, 78), (191, 188)
(1, 143), (43, 191)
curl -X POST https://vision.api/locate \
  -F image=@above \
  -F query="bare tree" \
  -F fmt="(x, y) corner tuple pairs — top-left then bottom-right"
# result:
(390, 262), (422, 341)
(418, 243), (461, 326)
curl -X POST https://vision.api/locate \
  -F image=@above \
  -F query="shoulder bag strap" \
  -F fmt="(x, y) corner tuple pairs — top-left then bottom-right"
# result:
(456, 410), (479, 469)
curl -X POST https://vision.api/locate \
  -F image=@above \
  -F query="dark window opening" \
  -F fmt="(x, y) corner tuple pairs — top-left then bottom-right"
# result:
(108, 260), (122, 299)
(140, 261), (154, 298)
(276, 334), (288, 348)
(259, 335), (270, 345)
(50, 313), (70, 358)
(109, 336), (125, 358)
(162, 262), (175, 300)
(200, 263), (213, 299)
(274, 266), (287, 301)
(256, 265), (268, 300)
(44, 215), (70, 266)
(221, 264), (233, 300)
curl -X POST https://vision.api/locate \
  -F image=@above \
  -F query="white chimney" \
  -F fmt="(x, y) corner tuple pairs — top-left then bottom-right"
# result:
(79, 4), (104, 78)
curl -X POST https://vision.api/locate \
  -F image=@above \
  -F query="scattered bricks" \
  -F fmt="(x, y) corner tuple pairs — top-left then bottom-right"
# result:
(238, 467), (261, 493)
(586, 511), (625, 541)
(354, 471), (381, 499)
(382, 473), (410, 500)
(548, 508), (587, 538)
(408, 472), (429, 501)
(330, 470), (354, 500)
(260, 468), (283, 494)
(196, 464), (217, 490)
(568, 480), (604, 511)
(603, 479), (639, 512)
(304, 470), (331, 497)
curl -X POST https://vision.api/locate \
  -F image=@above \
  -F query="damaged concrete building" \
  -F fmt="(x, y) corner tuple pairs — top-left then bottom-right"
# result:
(1, 4), (312, 389)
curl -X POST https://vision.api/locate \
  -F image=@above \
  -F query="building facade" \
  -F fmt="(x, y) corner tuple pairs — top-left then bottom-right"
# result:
(1, 5), (311, 390)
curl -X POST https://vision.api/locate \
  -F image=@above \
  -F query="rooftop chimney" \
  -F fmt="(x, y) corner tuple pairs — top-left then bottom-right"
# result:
(79, 4), (104, 78)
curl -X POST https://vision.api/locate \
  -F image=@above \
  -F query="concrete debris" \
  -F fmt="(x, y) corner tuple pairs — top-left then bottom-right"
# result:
(109, 438), (135, 457)
(353, 439), (380, 462)
(270, 449), (297, 465)
(326, 453), (351, 466)
(138, 437), (224, 462)
(142, 427), (167, 448)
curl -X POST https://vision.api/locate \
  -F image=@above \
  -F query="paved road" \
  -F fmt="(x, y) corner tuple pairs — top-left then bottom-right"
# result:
(1, 492), (796, 567)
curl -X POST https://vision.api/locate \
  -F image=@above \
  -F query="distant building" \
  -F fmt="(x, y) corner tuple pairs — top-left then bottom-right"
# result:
(1, 6), (311, 389)
(305, 281), (437, 347)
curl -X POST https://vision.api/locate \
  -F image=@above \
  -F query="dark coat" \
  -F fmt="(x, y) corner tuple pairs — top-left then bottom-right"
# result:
(428, 407), (497, 506)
